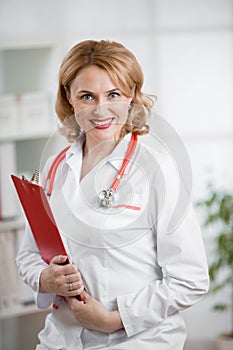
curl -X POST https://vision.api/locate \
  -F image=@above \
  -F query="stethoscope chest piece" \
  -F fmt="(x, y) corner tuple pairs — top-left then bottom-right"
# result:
(98, 188), (115, 208)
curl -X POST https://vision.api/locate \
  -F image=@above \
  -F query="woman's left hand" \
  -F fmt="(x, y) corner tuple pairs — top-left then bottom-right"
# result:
(66, 290), (123, 333)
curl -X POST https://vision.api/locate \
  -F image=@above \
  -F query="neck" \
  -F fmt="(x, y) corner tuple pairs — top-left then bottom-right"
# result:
(83, 135), (119, 162)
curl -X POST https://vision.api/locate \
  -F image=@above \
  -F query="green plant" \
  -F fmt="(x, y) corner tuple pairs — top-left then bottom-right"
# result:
(196, 185), (233, 336)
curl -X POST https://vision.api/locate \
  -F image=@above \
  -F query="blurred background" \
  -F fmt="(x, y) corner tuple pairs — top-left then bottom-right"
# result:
(0, 0), (232, 349)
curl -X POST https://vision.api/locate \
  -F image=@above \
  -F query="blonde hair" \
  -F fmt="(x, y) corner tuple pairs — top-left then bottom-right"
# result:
(55, 40), (155, 142)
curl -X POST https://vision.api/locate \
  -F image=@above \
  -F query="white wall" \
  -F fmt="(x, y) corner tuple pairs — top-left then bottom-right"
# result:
(0, 0), (232, 349)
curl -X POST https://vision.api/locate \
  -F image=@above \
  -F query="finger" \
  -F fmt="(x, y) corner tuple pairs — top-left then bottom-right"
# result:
(66, 279), (83, 291)
(81, 290), (90, 302)
(66, 281), (84, 295)
(50, 255), (68, 265)
(66, 296), (84, 307)
(63, 264), (79, 276)
(69, 285), (85, 297)
(65, 271), (81, 284)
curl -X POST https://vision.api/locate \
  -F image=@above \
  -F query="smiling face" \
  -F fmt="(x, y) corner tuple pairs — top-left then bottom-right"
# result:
(68, 65), (132, 146)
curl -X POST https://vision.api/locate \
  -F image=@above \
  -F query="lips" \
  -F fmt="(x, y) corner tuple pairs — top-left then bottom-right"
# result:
(91, 118), (114, 129)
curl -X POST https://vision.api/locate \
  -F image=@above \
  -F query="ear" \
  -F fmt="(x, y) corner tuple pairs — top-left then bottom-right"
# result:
(127, 96), (133, 108)
(128, 97), (133, 111)
(64, 86), (72, 106)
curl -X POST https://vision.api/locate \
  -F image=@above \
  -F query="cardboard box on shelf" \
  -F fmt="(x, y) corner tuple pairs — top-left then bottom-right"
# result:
(0, 231), (19, 309)
(0, 142), (17, 221)
(0, 95), (18, 139)
(19, 92), (51, 136)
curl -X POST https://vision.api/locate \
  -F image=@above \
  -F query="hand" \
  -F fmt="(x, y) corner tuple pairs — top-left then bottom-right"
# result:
(39, 255), (84, 297)
(66, 290), (123, 333)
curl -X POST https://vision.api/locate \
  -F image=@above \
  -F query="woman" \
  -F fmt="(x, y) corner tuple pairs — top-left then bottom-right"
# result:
(16, 40), (209, 350)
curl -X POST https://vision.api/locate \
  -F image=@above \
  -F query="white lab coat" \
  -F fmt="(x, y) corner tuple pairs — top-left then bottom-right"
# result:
(16, 133), (209, 350)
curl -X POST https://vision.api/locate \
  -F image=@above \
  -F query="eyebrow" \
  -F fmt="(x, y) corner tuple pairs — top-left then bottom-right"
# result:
(76, 88), (120, 94)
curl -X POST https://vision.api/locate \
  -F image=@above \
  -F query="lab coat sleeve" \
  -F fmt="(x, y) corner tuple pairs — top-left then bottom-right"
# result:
(117, 157), (209, 337)
(15, 223), (55, 309)
(15, 156), (56, 309)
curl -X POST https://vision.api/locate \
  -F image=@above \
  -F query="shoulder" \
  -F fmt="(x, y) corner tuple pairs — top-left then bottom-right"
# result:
(39, 153), (59, 187)
(39, 144), (71, 185)
(137, 135), (181, 207)
(137, 134), (178, 178)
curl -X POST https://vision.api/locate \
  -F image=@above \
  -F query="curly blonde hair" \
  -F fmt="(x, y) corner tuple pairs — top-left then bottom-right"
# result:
(55, 40), (155, 142)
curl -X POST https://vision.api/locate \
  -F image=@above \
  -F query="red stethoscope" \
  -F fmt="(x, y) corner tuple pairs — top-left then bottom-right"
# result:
(44, 133), (138, 208)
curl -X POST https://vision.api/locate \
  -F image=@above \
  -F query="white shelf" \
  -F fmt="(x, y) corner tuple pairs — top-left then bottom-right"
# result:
(0, 43), (61, 328)
(0, 131), (51, 143)
(0, 218), (25, 233)
(0, 303), (50, 319)
(0, 40), (58, 51)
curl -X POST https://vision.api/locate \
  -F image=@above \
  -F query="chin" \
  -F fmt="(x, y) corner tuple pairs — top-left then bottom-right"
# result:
(89, 126), (122, 141)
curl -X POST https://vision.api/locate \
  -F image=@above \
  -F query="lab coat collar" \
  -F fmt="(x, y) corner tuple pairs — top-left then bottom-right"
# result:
(106, 133), (133, 172)
(65, 134), (86, 160)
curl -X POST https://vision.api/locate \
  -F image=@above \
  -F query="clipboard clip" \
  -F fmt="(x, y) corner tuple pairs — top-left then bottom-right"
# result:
(21, 170), (40, 185)
(31, 170), (40, 185)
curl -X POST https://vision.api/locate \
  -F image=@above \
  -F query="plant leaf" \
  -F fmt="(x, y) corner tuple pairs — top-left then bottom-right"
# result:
(213, 304), (228, 312)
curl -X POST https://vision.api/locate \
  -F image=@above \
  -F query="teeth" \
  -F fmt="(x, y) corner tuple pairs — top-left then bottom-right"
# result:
(92, 119), (112, 126)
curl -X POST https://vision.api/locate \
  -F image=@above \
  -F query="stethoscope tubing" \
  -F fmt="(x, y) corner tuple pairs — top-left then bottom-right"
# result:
(110, 133), (137, 192)
(44, 145), (70, 196)
(44, 133), (138, 199)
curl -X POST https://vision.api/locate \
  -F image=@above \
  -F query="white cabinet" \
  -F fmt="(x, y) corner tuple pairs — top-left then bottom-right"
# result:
(0, 220), (52, 350)
(0, 42), (61, 220)
(0, 43), (63, 350)
(0, 43), (60, 140)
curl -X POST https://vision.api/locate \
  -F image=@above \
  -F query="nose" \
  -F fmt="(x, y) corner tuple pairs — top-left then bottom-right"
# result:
(93, 100), (108, 116)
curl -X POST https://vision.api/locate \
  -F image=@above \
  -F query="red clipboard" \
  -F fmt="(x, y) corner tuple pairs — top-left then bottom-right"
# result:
(11, 174), (68, 265)
(11, 174), (83, 303)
